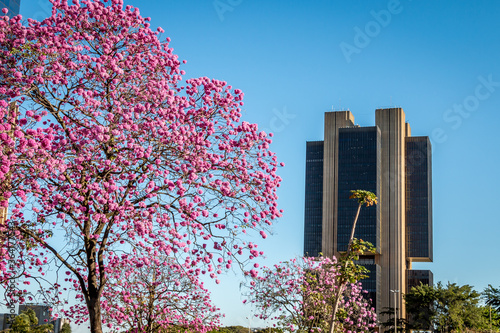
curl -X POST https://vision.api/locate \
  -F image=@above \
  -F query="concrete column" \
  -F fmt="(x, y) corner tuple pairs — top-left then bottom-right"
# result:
(375, 108), (407, 320)
(322, 111), (354, 258)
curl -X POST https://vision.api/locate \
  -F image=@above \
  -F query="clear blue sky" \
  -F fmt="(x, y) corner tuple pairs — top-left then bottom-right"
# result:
(16, 0), (500, 329)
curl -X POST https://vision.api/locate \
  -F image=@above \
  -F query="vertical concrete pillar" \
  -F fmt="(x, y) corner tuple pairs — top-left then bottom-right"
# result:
(322, 111), (354, 258)
(376, 108), (407, 319)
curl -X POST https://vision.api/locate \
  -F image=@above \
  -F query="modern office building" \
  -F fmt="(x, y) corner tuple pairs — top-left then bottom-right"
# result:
(304, 108), (433, 320)
(18, 304), (52, 325)
(1, 305), (67, 332)
(0, 0), (20, 18)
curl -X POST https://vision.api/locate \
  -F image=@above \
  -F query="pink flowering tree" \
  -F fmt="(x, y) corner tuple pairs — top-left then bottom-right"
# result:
(101, 250), (222, 333)
(243, 256), (377, 333)
(0, 1), (282, 332)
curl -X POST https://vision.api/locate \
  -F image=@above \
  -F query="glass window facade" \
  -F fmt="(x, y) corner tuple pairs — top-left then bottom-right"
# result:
(405, 137), (433, 261)
(303, 111), (434, 319)
(0, 0), (20, 17)
(337, 127), (381, 252)
(361, 263), (380, 308)
(407, 269), (433, 290)
(303, 141), (324, 257)
(355, 256), (380, 309)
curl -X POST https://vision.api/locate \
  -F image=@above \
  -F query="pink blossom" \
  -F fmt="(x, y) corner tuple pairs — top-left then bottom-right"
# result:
(242, 256), (376, 332)
(0, 0), (282, 331)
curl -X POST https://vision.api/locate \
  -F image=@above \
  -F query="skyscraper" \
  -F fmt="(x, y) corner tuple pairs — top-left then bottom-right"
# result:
(0, 0), (20, 18)
(304, 108), (433, 320)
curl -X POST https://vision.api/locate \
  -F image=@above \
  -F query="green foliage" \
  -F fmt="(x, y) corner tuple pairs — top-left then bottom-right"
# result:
(11, 313), (32, 333)
(207, 326), (247, 333)
(480, 306), (500, 332)
(349, 190), (378, 207)
(208, 327), (282, 333)
(10, 40), (54, 62)
(338, 190), (378, 284)
(341, 238), (376, 283)
(405, 283), (438, 330)
(378, 307), (409, 333)
(60, 322), (71, 333)
(325, 190), (378, 333)
(6, 309), (53, 333)
(253, 328), (283, 333)
(405, 282), (496, 332)
(437, 282), (486, 332)
(484, 284), (500, 312)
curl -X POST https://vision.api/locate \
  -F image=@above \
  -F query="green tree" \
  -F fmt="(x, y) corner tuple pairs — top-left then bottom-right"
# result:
(10, 313), (31, 333)
(207, 327), (247, 333)
(480, 305), (500, 332)
(406, 282), (488, 333)
(60, 322), (71, 333)
(378, 307), (409, 333)
(484, 285), (500, 312)
(253, 328), (283, 333)
(5, 309), (53, 333)
(435, 282), (486, 332)
(405, 283), (438, 331)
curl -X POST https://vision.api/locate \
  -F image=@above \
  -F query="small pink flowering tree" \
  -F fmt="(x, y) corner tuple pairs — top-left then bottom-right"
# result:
(101, 251), (222, 333)
(0, 1), (282, 332)
(244, 256), (377, 333)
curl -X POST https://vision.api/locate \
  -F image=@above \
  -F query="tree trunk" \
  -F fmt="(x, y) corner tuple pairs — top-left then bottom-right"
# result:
(347, 203), (362, 253)
(88, 293), (103, 333)
(328, 202), (362, 333)
(328, 283), (345, 333)
(85, 238), (103, 333)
